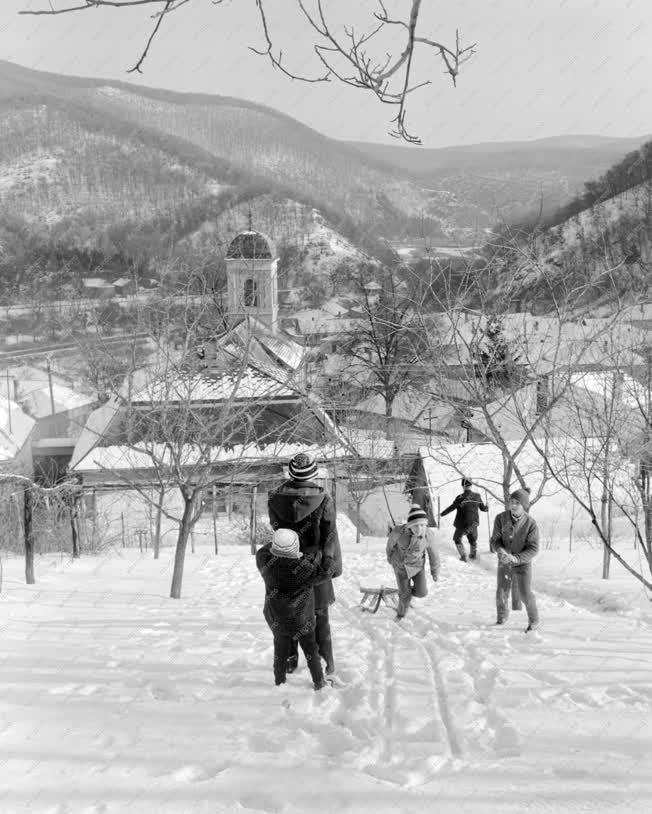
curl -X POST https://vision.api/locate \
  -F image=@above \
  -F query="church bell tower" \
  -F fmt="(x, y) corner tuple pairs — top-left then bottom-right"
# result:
(225, 218), (278, 332)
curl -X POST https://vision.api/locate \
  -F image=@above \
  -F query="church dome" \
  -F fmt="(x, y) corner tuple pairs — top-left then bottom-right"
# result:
(226, 230), (275, 260)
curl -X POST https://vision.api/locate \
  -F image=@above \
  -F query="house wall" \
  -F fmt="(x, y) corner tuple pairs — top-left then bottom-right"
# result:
(81, 470), (395, 548)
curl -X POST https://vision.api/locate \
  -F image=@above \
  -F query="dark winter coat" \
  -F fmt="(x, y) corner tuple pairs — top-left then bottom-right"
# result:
(441, 490), (488, 529)
(267, 480), (343, 576)
(489, 511), (539, 566)
(386, 524), (440, 580)
(255, 546), (336, 638)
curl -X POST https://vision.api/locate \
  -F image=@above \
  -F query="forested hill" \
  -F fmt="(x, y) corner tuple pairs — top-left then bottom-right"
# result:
(484, 140), (652, 310)
(348, 135), (651, 228)
(0, 58), (440, 245)
(1, 58), (650, 305)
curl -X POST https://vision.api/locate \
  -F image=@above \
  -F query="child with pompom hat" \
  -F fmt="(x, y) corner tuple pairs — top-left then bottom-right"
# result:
(386, 504), (440, 619)
(256, 528), (336, 690)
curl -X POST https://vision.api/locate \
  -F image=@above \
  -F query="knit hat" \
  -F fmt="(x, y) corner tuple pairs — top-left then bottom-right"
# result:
(271, 528), (301, 559)
(288, 452), (319, 482)
(509, 487), (531, 511)
(406, 504), (428, 528)
(461, 477), (472, 488)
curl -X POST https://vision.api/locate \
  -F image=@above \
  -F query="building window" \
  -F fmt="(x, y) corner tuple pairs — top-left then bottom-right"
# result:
(244, 278), (258, 307)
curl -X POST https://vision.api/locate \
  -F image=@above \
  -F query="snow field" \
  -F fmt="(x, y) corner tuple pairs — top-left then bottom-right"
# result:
(1, 526), (652, 813)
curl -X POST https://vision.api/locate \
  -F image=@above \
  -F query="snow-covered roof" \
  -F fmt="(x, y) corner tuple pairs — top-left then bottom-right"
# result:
(418, 441), (551, 497)
(355, 388), (433, 423)
(82, 277), (111, 287)
(0, 400), (36, 462)
(20, 383), (96, 418)
(69, 398), (122, 471)
(71, 432), (397, 473)
(130, 368), (298, 405)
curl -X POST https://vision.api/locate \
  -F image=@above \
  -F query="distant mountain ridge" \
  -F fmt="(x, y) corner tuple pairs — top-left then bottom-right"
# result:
(1, 58), (650, 306)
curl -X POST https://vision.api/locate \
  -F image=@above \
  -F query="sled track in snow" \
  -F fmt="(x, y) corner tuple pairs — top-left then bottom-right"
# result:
(336, 589), (400, 766)
(340, 586), (462, 770)
(413, 632), (463, 758)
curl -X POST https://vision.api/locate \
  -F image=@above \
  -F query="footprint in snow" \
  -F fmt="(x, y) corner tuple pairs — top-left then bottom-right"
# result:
(146, 683), (181, 702)
(49, 683), (98, 696)
(170, 764), (224, 783)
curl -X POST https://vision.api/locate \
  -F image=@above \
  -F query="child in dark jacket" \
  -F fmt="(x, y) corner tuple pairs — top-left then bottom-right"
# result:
(256, 528), (336, 691)
(440, 477), (488, 561)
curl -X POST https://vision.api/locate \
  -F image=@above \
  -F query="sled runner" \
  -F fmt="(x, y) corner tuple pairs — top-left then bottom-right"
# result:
(359, 585), (399, 614)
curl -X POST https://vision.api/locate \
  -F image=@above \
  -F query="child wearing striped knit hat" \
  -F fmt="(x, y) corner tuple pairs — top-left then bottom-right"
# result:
(386, 504), (441, 619)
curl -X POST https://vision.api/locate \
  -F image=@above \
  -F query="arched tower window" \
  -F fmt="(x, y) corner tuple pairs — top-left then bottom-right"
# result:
(244, 278), (258, 307)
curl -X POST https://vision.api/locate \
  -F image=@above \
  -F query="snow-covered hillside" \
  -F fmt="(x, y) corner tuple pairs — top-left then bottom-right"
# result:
(501, 181), (652, 306)
(1, 520), (651, 813)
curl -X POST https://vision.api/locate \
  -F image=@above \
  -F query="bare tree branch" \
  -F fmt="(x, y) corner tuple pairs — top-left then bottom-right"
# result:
(20, 0), (475, 144)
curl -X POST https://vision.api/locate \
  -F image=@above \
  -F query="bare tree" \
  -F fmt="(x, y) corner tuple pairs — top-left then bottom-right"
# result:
(338, 272), (427, 418)
(20, 1), (475, 143)
(411, 249), (629, 510)
(76, 286), (346, 598)
(528, 323), (652, 590)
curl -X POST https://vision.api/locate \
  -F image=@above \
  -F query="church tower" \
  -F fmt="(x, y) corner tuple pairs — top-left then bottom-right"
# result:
(225, 220), (278, 332)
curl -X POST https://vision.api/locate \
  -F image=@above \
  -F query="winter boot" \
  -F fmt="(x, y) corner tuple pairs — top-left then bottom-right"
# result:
(459, 554), (468, 563)
(525, 621), (540, 633)
(469, 548), (477, 560)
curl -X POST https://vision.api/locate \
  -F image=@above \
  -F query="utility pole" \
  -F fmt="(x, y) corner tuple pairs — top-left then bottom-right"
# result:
(45, 355), (56, 415)
(5, 369), (12, 433)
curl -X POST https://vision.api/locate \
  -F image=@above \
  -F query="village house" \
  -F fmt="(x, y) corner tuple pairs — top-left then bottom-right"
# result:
(8, 365), (97, 484)
(69, 228), (399, 546)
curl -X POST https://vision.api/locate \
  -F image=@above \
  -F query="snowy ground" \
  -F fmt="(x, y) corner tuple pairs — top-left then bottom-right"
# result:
(1, 523), (652, 814)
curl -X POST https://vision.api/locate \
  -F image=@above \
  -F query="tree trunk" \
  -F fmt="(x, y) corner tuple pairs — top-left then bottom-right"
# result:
(356, 501), (361, 545)
(502, 457), (513, 507)
(212, 484), (218, 556)
(170, 496), (195, 600)
(153, 487), (164, 560)
(70, 496), (80, 559)
(249, 485), (258, 555)
(601, 483), (611, 580)
(24, 487), (35, 585)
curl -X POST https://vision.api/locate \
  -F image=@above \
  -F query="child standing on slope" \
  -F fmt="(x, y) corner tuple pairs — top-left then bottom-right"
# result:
(386, 504), (440, 619)
(440, 477), (488, 561)
(256, 528), (336, 691)
(489, 487), (540, 632)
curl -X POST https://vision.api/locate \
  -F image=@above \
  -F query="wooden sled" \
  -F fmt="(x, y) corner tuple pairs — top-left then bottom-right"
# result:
(359, 585), (399, 614)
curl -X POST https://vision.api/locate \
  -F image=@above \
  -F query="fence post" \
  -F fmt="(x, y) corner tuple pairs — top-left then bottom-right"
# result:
(249, 484), (258, 555)
(70, 493), (80, 559)
(24, 487), (35, 585)
(212, 484), (218, 556)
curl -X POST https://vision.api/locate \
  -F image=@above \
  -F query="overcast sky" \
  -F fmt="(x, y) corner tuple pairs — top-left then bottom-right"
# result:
(3, 0), (651, 148)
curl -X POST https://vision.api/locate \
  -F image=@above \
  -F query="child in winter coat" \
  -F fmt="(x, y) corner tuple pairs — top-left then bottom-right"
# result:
(440, 477), (488, 561)
(256, 528), (336, 691)
(386, 504), (440, 619)
(267, 452), (342, 677)
(489, 487), (540, 632)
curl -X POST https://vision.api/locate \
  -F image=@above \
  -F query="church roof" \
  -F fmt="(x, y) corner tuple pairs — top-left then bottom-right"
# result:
(226, 230), (274, 260)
